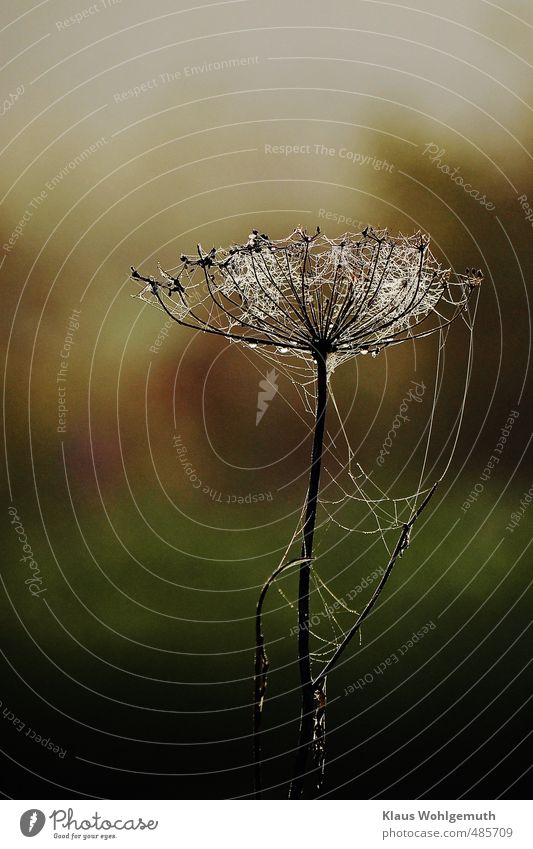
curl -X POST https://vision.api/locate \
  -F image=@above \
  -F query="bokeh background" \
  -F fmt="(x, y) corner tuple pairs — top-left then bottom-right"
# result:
(1, 0), (531, 800)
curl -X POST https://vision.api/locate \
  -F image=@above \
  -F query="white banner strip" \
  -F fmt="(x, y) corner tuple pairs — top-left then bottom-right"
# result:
(0, 799), (530, 848)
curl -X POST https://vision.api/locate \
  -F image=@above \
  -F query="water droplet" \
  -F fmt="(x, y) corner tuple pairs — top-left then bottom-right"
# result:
(278, 347), (289, 354)
(371, 349), (379, 358)
(249, 342), (258, 349)
(360, 347), (369, 355)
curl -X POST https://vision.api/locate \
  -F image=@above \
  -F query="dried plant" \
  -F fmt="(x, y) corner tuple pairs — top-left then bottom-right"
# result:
(131, 226), (481, 798)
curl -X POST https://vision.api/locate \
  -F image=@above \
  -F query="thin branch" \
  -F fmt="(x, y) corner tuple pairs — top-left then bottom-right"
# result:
(289, 351), (329, 800)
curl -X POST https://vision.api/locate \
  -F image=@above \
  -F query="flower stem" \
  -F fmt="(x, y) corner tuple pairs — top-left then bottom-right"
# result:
(289, 350), (328, 799)
(253, 557), (308, 798)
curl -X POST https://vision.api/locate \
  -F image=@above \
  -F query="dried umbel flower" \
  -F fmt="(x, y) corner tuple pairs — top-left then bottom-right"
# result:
(131, 227), (479, 375)
(131, 226), (481, 799)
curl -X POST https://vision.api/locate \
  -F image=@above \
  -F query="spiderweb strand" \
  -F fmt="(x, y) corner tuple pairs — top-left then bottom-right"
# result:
(306, 303), (476, 678)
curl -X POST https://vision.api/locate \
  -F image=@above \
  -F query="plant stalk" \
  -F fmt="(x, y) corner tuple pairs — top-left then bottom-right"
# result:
(253, 558), (308, 798)
(289, 350), (328, 799)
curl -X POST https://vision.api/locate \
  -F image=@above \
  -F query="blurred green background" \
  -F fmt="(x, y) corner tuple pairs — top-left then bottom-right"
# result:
(1, 0), (531, 799)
